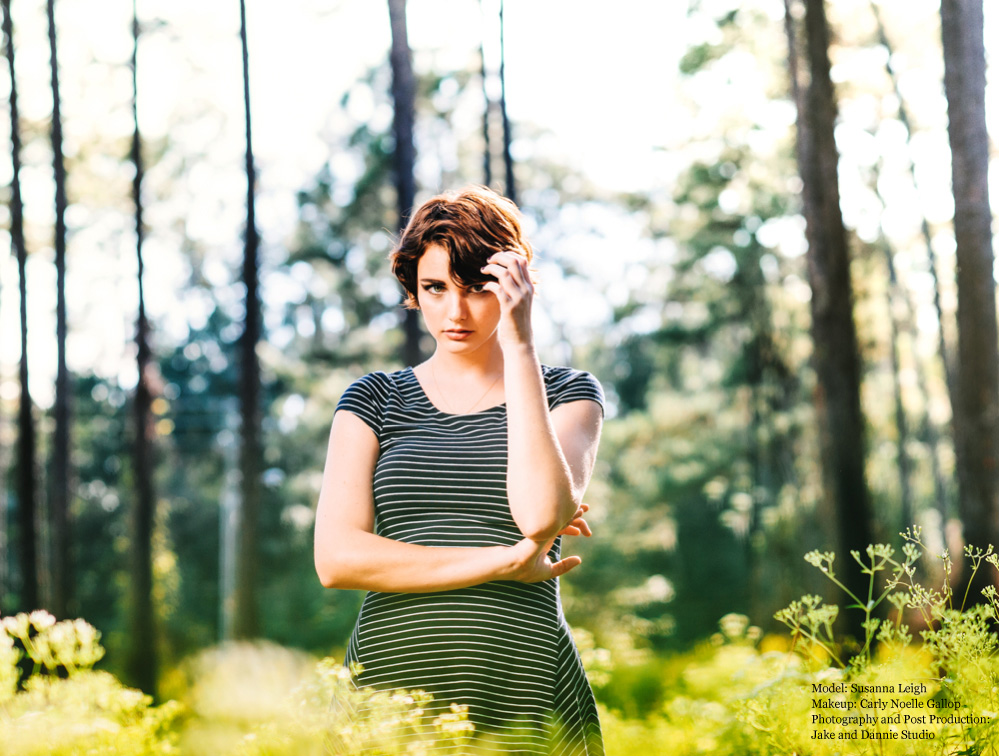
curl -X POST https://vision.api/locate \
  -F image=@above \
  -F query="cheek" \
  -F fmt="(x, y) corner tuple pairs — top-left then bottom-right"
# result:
(477, 297), (501, 325)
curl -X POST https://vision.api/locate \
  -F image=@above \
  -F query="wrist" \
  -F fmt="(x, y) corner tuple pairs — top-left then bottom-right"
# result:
(490, 544), (521, 580)
(496, 539), (535, 579)
(500, 340), (537, 361)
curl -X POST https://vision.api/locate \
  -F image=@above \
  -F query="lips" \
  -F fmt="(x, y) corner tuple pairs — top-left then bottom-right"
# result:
(444, 329), (472, 340)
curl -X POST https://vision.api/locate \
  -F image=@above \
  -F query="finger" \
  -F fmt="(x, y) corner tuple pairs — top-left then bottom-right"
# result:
(560, 518), (591, 537)
(550, 556), (582, 578)
(481, 280), (511, 303)
(488, 249), (528, 267)
(480, 267), (524, 303)
(480, 262), (526, 291)
(485, 254), (529, 288)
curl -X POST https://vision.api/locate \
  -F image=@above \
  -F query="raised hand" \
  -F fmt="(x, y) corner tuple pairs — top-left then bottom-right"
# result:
(481, 249), (534, 348)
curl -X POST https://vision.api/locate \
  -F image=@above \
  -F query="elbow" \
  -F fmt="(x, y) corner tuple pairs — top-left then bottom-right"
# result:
(515, 497), (579, 542)
(314, 548), (351, 589)
(515, 484), (584, 539)
(315, 559), (339, 589)
(519, 522), (563, 542)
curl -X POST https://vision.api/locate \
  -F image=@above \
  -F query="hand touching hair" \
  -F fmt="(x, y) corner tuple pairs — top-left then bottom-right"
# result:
(390, 185), (534, 309)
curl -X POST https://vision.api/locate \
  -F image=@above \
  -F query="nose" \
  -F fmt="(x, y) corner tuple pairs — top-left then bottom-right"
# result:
(447, 290), (469, 322)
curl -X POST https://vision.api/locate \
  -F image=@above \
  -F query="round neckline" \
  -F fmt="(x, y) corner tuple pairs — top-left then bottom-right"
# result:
(406, 365), (507, 417)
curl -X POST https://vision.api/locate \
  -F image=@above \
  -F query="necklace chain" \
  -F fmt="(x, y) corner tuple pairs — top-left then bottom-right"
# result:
(430, 359), (503, 415)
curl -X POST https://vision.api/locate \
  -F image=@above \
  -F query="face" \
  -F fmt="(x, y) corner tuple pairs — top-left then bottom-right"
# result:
(416, 244), (501, 354)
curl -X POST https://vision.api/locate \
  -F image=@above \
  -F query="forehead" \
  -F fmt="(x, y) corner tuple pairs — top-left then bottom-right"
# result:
(416, 244), (452, 278)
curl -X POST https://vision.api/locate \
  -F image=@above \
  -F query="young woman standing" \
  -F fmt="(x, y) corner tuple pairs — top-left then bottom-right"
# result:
(314, 186), (604, 755)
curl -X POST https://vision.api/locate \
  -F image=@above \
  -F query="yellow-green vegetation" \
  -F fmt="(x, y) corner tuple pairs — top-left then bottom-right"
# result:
(4, 531), (999, 755)
(0, 612), (473, 755)
(595, 529), (999, 755)
(0, 611), (182, 755)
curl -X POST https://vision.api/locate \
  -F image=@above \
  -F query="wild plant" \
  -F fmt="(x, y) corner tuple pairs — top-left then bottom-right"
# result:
(768, 528), (999, 754)
(0, 610), (182, 755)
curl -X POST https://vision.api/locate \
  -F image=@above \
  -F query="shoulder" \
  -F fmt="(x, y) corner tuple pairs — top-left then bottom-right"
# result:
(339, 371), (394, 403)
(541, 365), (605, 414)
(335, 370), (407, 436)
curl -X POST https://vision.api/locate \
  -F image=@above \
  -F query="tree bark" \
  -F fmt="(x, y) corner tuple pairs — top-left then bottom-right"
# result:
(478, 0), (492, 187)
(3, 0), (38, 613)
(785, 0), (874, 634)
(46, 0), (70, 619)
(871, 0), (952, 535)
(387, 0), (421, 366)
(939, 0), (998, 592)
(234, 0), (262, 639)
(125, 0), (157, 694)
(498, 0), (515, 204)
(880, 236), (914, 531)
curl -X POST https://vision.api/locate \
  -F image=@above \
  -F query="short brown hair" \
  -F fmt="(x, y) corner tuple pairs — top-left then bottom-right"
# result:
(390, 185), (533, 309)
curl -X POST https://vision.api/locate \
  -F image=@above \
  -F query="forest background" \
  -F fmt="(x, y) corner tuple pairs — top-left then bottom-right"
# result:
(0, 0), (997, 734)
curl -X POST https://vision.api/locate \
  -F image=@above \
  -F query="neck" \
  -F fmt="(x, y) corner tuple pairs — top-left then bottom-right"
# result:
(430, 339), (504, 378)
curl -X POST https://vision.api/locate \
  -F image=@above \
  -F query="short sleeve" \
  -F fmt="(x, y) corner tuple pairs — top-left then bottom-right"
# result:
(545, 367), (605, 415)
(335, 372), (390, 437)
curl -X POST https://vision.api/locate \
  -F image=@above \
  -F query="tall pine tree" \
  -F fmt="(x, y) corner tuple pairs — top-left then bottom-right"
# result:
(46, 0), (71, 618)
(785, 0), (873, 632)
(3, 0), (38, 613)
(125, 0), (158, 693)
(940, 0), (997, 592)
(387, 0), (421, 366)
(234, 0), (263, 639)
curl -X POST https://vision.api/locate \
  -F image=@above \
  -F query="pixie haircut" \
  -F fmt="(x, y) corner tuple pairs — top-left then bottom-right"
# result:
(390, 185), (534, 309)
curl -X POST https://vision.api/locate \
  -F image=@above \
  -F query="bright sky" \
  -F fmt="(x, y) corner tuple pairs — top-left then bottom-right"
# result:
(0, 0), (996, 407)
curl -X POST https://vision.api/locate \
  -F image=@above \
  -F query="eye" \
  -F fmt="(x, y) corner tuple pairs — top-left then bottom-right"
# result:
(422, 283), (445, 294)
(468, 283), (488, 294)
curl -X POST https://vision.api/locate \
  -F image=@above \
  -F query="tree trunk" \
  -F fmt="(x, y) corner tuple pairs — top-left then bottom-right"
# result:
(478, 0), (492, 187)
(940, 0), (998, 595)
(785, 0), (874, 634)
(881, 237), (914, 531)
(387, 0), (421, 366)
(498, 0), (515, 204)
(871, 0), (952, 536)
(3, 0), (38, 613)
(46, 0), (70, 619)
(125, 0), (157, 694)
(233, 0), (262, 639)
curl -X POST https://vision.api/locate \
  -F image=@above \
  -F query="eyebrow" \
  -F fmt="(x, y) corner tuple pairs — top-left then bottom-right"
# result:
(418, 277), (486, 290)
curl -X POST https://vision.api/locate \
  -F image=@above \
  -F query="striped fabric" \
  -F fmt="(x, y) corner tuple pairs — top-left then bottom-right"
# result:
(335, 365), (605, 755)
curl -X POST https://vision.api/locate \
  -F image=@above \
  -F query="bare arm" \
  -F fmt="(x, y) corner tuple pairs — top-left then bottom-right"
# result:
(482, 251), (604, 541)
(313, 409), (585, 592)
(503, 346), (603, 541)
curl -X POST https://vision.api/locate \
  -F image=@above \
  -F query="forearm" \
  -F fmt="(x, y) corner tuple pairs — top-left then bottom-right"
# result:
(503, 344), (579, 540)
(315, 527), (518, 593)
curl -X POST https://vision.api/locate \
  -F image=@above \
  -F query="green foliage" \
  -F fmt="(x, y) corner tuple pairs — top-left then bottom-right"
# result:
(589, 540), (999, 755)
(1, 614), (477, 756)
(171, 643), (486, 754)
(0, 611), (182, 755)
(8, 547), (999, 756)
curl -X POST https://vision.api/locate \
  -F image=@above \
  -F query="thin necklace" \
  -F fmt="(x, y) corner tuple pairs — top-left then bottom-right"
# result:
(430, 359), (503, 415)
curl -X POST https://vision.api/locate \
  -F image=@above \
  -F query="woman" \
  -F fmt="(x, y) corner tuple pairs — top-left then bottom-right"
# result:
(314, 186), (604, 755)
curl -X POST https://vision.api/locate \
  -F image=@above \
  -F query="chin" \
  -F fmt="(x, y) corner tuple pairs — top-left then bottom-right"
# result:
(439, 336), (488, 353)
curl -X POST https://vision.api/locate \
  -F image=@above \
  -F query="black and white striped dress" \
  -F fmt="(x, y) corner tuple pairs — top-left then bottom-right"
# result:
(335, 365), (604, 755)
